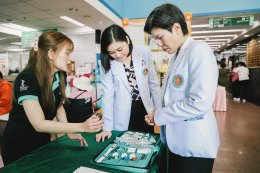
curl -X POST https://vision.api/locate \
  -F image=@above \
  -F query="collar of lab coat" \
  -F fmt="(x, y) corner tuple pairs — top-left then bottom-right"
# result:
(161, 37), (193, 98)
(110, 48), (143, 93)
(171, 37), (193, 73)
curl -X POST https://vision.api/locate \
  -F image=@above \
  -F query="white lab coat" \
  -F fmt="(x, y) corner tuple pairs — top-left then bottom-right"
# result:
(155, 37), (220, 158)
(101, 45), (160, 131)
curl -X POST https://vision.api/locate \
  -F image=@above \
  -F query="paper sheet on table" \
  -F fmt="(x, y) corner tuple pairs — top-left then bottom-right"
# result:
(73, 166), (109, 173)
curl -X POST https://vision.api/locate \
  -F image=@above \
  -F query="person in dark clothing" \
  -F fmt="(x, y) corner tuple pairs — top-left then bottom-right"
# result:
(1, 31), (103, 165)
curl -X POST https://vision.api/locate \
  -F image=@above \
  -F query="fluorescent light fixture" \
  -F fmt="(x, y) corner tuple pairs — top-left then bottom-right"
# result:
(0, 38), (6, 40)
(2, 23), (36, 31)
(244, 34), (249, 37)
(60, 16), (85, 26)
(10, 42), (22, 46)
(195, 39), (230, 42)
(227, 44), (231, 46)
(7, 48), (27, 52)
(192, 29), (244, 34)
(191, 24), (209, 28)
(206, 42), (226, 44)
(0, 25), (22, 37)
(192, 34), (237, 39)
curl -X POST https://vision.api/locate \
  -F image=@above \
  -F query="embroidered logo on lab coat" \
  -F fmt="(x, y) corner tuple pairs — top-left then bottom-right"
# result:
(172, 74), (184, 88)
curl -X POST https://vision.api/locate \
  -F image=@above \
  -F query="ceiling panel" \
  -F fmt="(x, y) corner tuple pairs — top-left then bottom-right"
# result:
(0, 0), (259, 53)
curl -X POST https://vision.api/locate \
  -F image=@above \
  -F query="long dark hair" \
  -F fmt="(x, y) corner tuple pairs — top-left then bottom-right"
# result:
(144, 3), (188, 36)
(101, 24), (133, 73)
(23, 31), (73, 113)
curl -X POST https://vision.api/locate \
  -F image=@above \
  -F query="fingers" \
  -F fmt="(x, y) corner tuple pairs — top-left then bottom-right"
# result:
(96, 133), (106, 142)
(144, 116), (150, 123)
(84, 117), (103, 132)
(145, 115), (155, 126)
(96, 132), (112, 142)
(107, 132), (112, 139)
(90, 122), (103, 132)
(81, 138), (88, 147)
(147, 122), (155, 126)
(80, 138), (88, 147)
(96, 133), (101, 142)
(102, 135), (107, 142)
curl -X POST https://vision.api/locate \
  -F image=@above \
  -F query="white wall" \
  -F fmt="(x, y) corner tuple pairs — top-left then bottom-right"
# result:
(125, 25), (145, 45)
(69, 33), (96, 68)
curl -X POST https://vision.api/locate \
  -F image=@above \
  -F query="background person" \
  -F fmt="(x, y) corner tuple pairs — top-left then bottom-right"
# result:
(218, 62), (229, 89)
(231, 62), (240, 101)
(235, 62), (250, 103)
(144, 3), (219, 173)
(0, 71), (12, 115)
(1, 31), (103, 165)
(96, 24), (160, 142)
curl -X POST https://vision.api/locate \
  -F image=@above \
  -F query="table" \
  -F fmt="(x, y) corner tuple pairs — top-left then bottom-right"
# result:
(213, 86), (227, 111)
(0, 131), (160, 173)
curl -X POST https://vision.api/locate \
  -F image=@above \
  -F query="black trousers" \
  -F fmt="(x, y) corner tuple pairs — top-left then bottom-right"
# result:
(158, 147), (214, 173)
(232, 80), (240, 98)
(128, 98), (154, 133)
(238, 80), (249, 100)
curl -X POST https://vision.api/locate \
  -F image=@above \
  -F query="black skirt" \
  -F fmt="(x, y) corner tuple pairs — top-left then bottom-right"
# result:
(128, 98), (154, 133)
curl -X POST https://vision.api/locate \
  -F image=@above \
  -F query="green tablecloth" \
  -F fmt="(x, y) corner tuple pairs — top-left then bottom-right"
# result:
(0, 131), (160, 173)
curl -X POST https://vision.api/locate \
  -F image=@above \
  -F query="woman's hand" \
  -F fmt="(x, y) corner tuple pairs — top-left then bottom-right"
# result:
(82, 114), (103, 132)
(67, 133), (88, 147)
(145, 111), (155, 126)
(96, 131), (112, 142)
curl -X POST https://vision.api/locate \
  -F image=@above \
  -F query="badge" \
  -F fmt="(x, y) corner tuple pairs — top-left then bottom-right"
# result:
(172, 74), (184, 88)
(143, 69), (148, 75)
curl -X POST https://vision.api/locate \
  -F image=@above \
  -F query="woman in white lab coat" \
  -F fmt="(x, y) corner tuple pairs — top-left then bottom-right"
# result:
(96, 24), (160, 142)
(144, 3), (219, 173)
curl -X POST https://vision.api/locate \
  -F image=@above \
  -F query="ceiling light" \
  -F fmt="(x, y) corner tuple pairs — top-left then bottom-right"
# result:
(205, 37), (210, 40)
(196, 39), (230, 42)
(244, 34), (250, 37)
(7, 48), (27, 52)
(2, 23), (36, 31)
(192, 29), (244, 34)
(0, 38), (6, 41)
(237, 45), (247, 47)
(191, 24), (209, 28)
(10, 42), (22, 46)
(192, 34), (237, 39)
(60, 16), (85, 26)
(0, 25), (22, 36)
(227, 44), (231, 46)
(206, 42), (225, 44)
